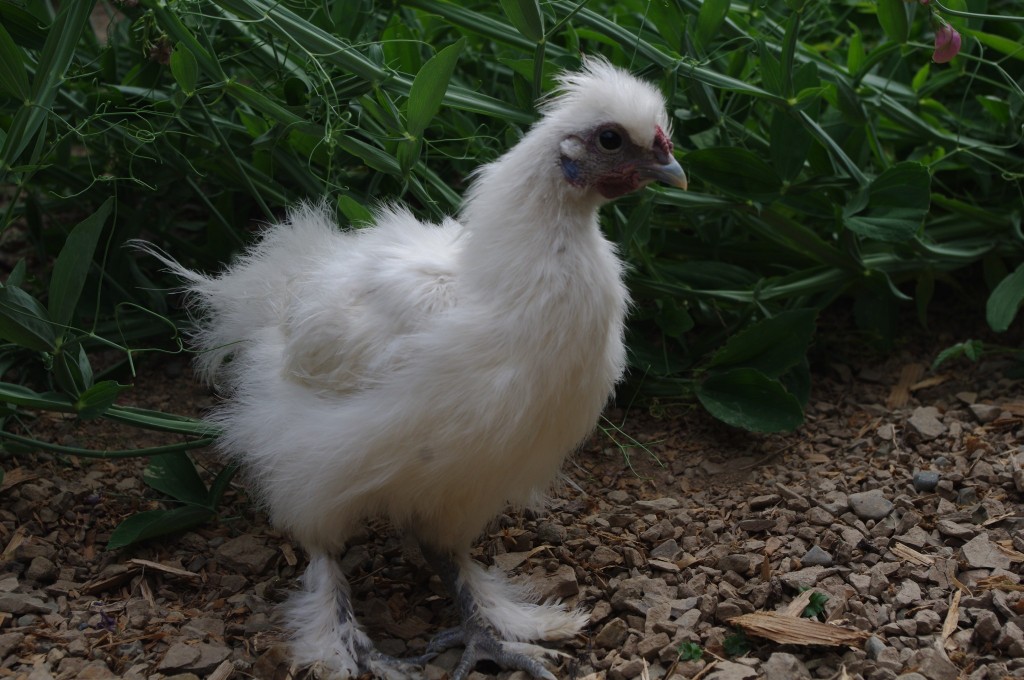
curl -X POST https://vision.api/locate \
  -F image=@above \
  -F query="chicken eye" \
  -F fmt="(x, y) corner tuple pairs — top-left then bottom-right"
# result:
(597, 129), (623, 152)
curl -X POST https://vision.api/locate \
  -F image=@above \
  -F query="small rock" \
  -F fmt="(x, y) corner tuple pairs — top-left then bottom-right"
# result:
(632, 498), (679, 513)
(590, 545), (622, 569)
(718, 554), (751, 575)
(536, 522), (566, 545)
(187, 643), (232, 673)
(26, 556), (58, 583)
(974, 610), (1001, 642)
(865, 635), (886, 660)
(893, 579), (922, 608)
(593, 617), (629, 649)
(780, 566), (828, 590)
(969, 403), (1002, 424)
(650, 539), (681, 561)
(637, 632), (669, 659)
(158, 642), (201, 672)
(748, 494), (781, 510)
(912, 471), (940, 492)
(905, 648), (958, 680)
(532, 564), (578, 600)
(908, 406), (947, 439)
(0, 632), (24, 658)
(801, 545), (833, 567)
(762, 652), (811, 679)
(936, 520), (975, 540)
(215, 535), (276, 575)
(0, 593), (52, 615)
(961, 534), (1012, 569)
(849, 489), (893, 521)
(706, 660), (758, 679)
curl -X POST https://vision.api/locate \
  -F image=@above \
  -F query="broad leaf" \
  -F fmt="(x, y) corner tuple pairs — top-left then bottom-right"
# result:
(708, 309), (818, 377)
(170, 42), (199, 96)
(0, 286), (56, 352)
(0, 22), (29, 99)
(107, 505), (213, 549)
(695, 0), (730, 51)
(987, 263), (1024, 332)
(48, 197), (113, 329)
(74, 381), (130, 420)
(500, 0), (544, 42)
(144, 453), (211, 506)
(876, 0), (909, 44)
(845, 162), (930, 242)
(697, 368), (804, 432)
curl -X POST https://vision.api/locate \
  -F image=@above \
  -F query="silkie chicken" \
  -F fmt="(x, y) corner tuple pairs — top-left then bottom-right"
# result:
(147, 58), (686, 679)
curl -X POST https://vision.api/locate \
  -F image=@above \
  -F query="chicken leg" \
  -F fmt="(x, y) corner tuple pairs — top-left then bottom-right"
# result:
(420, 546), (565, 680)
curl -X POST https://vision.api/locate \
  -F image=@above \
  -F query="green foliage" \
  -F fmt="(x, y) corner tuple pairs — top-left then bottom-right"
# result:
(677, 640), (703, 661)
(802, 590), (830, 620)
(723, 630), (752, 657)
(0, 0), (1022, 537)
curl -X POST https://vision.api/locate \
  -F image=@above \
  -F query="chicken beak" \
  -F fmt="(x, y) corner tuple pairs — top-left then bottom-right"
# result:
(642, 156), (688, 190)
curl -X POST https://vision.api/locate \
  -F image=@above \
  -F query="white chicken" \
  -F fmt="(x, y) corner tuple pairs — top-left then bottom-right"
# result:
(148, 59), (686, 679)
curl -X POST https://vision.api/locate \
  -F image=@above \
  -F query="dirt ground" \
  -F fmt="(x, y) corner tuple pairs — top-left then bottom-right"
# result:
(2, 311), (1024, 680)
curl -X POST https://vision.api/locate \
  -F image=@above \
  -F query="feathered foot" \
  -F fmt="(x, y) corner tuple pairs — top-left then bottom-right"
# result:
(421, 546), (580, 680)
(289, 552), (429, 679)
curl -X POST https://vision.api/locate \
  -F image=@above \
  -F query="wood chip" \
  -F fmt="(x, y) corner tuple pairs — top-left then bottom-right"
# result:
(280, 543), (298, 567)
(1, 525), (27, 561)
(0, 468), (37, 493)
(727, 612), (869, 646)
(208, 659), (235, 680)
(886, 363), (925, 409)
(778, 589), (816, 618)
(942, 589), (961, 643)
(82, 566), (140, 595)
(128, 558), (200, 579)
(975, 575), (1024, 592)
(892, 542), (934, 566)
(909, 374), (951, 392)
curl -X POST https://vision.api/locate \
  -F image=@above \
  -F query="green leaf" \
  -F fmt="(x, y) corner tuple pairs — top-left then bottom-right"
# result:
(170, 42), (199, 96)
(708, 309), (817, 377)
(876, 0), (909, 44)
(400, 39), (465, 175)
(0, 382), (73, 412)
(0, 286), (56, 352)
(695, 0), (730, 51)
(6, 259), (26, 287)
(48, 197), (113, 329)
(107, 505), (213, 549)
(987, 263), (1024, 333)
(0, 21), (29, 99)
(970, 29), (1024, 61)
(53, 342), (93, 397)
(932, 340), (984, 369)
(500, 0), (544, 43)
(696, 368), (805, 432)
(845, 162), (930, 242)
(337, 195), (374, 226)
(74, 381), (130, 420)
(847, 26), (865, 75)
(144, 453), (211, 506)
(770, 109), (811, 182)
(686, 148), (781, 200)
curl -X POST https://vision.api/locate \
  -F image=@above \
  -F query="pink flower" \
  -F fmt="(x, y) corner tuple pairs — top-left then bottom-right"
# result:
(933, 23), (962, 63)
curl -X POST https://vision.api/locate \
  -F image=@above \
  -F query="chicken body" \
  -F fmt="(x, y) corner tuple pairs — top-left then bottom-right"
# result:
(160, 59), (685, 679)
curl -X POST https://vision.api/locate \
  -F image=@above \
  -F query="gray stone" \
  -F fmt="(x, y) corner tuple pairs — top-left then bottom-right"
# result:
(0, 592), (53, 615)
(970, 403), (1002, 424)
(961, 534), (1012, 569)
(215, 535), (277, 574)
(912, 471), (940, 492)
(865, 635), (886, 660)
(718, 554), (751, 575)
(532, 564), (578, 600)
(908, 406), (947, 439)
(0, 632), (24, 659)
(706, 660), (758, 680)
(905, 648), (958, 680)
(650, 539), (681, 561)
(591, 545), (622, 568)
(762, 652), (811, 680)
(936, 520), (975, 540)
(893, 579), (922, 608)
(633, 498), (679, 513)
(187, 643), (232, 673)
(536, 522), (567, 545)
(593, 617), (629, 648)
(158, 641), (201, 672)
(636, 632), (670, 659)
(974, 610), (1001, 642)
(801, 545), (834, 567)
(26, 556), (58, 583)
(849, 489), (894, 520)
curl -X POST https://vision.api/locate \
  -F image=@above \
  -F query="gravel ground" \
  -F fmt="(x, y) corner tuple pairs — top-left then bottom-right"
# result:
(2, 326), (1024, 680)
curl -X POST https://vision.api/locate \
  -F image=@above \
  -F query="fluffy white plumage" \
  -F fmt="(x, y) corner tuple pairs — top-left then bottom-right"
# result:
(149, 58), (685, 679)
